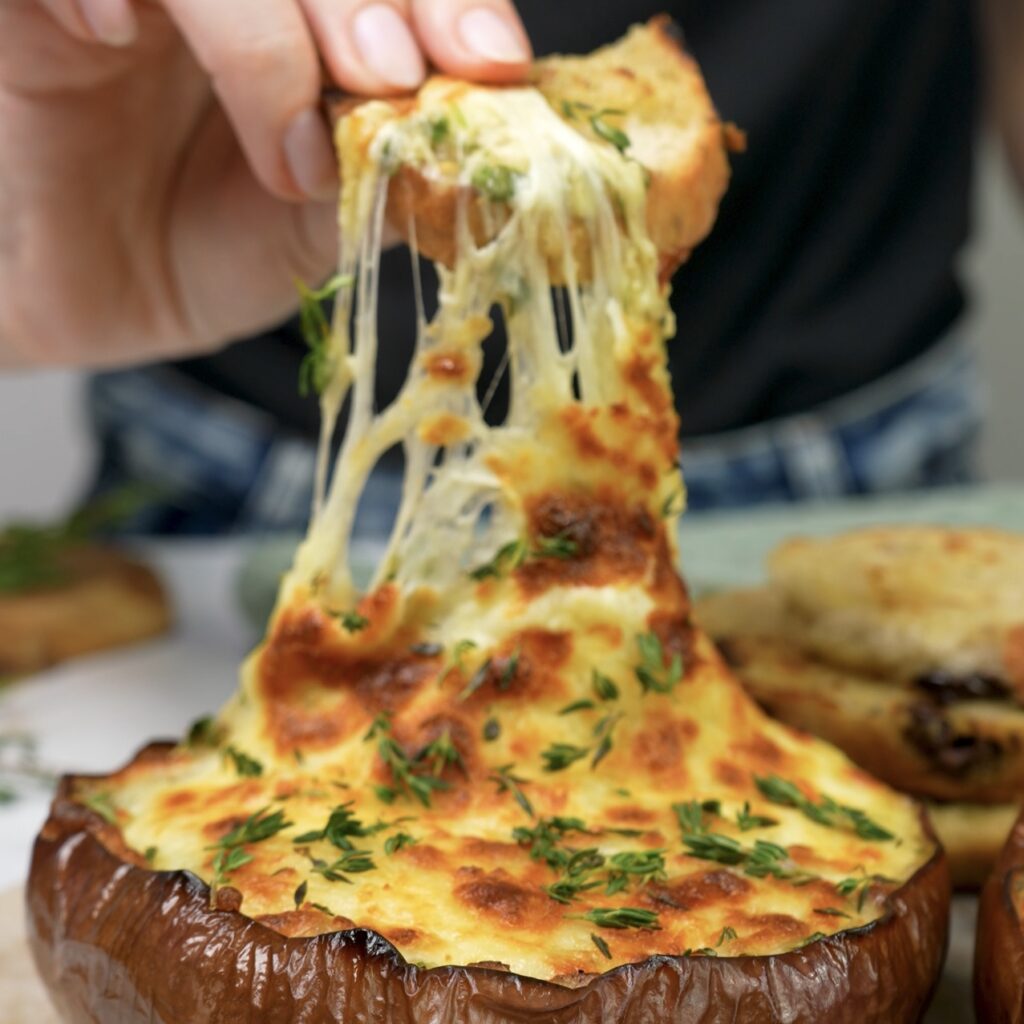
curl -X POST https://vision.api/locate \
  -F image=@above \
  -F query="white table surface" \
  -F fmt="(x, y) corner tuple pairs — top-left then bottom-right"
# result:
(0, 540), (260, 890)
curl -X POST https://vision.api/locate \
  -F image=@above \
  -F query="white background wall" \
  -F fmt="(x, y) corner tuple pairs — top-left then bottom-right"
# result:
(0, 141), (1022, 525)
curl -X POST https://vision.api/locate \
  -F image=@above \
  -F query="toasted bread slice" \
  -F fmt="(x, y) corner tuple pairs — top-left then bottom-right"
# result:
(697, 586), (1024, 805)
(329, 17), (741, 281)
(0, 545), (171, 677)
(767, 527), (1024, 701)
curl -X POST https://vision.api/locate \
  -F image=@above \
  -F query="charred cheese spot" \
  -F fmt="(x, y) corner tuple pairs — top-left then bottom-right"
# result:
(454, 867), (560, 928)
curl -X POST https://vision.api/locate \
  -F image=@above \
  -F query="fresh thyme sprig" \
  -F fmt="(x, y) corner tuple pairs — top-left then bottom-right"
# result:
(634, 632), (684, 694)
(754, 775), (894, 842)
(297, 274), (351, 397)
(577, 907), (660, 930)
(225, 746), (263, 778)
(207, 806), (292, 890)
(489, 763), (535, 818)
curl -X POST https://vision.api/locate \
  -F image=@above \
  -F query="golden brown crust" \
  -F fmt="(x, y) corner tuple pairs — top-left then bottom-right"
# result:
(697, 588), (1024, 805)
(327, 18), (736, 282)
(975, 811), (1024, 1023)
(28, 750), (950, 1024)
(0, 545), (171, 677)
(767, 527), (1024, 699)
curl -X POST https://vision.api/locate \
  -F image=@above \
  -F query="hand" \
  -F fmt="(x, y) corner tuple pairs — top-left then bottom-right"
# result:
(0, 0), (531, 367)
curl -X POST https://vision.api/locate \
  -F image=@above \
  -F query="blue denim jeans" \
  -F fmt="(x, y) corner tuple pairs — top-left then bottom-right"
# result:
(86, 335), (984, 536)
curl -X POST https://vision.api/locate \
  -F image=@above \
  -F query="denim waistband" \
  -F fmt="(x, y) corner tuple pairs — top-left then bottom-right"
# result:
(87, 335), (984, 534)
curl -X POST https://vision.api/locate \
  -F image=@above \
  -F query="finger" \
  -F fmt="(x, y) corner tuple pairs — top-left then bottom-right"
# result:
(33, 0), (137, 46)
(162, 0), (337, 202)
(412, 0), (531, 83)
(298, 0), (425, 95)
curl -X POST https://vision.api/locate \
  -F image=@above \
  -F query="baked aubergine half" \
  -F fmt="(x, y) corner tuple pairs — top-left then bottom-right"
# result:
(976, 807), (1024, 1022)
(28, 19), (949, 1024)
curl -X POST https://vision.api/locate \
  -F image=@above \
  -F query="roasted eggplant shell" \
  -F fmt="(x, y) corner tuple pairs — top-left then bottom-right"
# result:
(975, 809), (1024, 1023)
(28, 746), (951, 1024)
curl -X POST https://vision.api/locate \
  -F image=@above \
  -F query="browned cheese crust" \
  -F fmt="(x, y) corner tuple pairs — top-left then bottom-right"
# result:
(29, 759), (950, 1024)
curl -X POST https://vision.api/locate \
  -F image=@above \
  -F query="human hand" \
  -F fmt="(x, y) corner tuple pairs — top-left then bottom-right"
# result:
(0, 0), (531, 367)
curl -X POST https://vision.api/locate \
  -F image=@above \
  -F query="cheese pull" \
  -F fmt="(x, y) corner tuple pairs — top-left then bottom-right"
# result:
(327, 18), (743, 283)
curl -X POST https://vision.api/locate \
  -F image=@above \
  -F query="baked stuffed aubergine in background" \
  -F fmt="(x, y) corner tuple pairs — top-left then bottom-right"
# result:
(28, 20), (949, 1023)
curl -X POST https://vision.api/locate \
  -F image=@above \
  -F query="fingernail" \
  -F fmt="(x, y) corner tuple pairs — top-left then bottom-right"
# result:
(352, 4), (426, 91)
(78, 0), (138, 46)
(284, 110), (338, 201)
(458, 7), (530, 64)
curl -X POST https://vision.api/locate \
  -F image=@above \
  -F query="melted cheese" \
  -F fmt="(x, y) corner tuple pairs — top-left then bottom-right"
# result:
(86, 61), (936, 984)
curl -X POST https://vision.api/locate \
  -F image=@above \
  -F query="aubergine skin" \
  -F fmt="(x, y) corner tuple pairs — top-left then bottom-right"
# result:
(975, 813), (1024, 1023)
(28, 767), (950, 1024)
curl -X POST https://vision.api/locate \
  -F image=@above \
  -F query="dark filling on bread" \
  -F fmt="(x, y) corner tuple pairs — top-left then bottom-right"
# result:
(914, 670), (1013, 706)
(904, 702), (1004, 776)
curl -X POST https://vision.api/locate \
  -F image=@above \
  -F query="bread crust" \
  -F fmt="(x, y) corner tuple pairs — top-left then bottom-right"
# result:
(0, 545), (170, 677)
(767, 528), (1024, 699)
(28, 749), (951, 1024)
(327, 17), (739, 282)
(698, 587), (1024, 805)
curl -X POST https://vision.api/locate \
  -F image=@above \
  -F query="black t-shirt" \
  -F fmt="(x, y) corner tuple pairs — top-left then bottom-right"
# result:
(171, 0), (978, 439)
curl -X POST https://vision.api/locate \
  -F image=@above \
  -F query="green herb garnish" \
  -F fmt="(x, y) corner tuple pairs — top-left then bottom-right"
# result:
(541, 742), (590, 773)
(754, 775), (894, 842)
(533, 531), (579, 559)
(579, 907), (659, 931)
(591, 932), (613, 959)
(590, 112), (630, 153)
(634, 632), (684, 694)
(471, 164), (517, 202)
(469, 539), (526, 580)
(294, 880), (308, 908)
(592, 671), (619, 702)
(385, 832), (418, 855)
(297, 274), (351, 397)
(225, 746), (263, 778)
(490, 763), (534, 818)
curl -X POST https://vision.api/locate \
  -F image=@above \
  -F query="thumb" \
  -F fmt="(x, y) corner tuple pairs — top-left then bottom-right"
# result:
(411, 0), (532, 83)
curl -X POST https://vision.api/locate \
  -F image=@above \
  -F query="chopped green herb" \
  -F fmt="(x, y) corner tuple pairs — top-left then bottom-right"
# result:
(498, 649), (520, 690)
(634, 632), (684, 694)
(735, 802), (778, 832)
(186, 715), (220, 748)
(814, 907), (851, 918)
(672, 799), (721, 836)
(428, 116), (449, 147)
(459, 658), (492, 701)
(297, 275), (351, 397)
(294, 880), (308, 908)
(716, 925), (738, 947)
(143, 846), (158, 864)
(483, 717), (501, 742)
(336, 611), (369, 633)
(559, 699), (596, 715)
(592, 671), (619, 702)
(541, 742), (590, 773)
(471, 164), (517, 202)
(421, 730), (464, 777)
(754, 775), (894, 842)
(579, 907), (660, 931)
(385, 832), (417, 855)
(469, 540), (526, 580)
(364, 713), (393, 742)
(604, 850), (666, 894)
(591, 712), (623, 769)
(590, 112), (630, 153)
(83, 791), (118, 825)
(660, 491), (684, 519)
(533, 531), (579, 559)
(546, 877), (601, 904)
(225, 746), (263, 778)
(211, 847), (253, 889)
(591, 932), (613, 959)
(305, 848), (375, 882)
(215, 807), (292, 850)
(490, 764), (534, 818)
(292, 802), (390, 850)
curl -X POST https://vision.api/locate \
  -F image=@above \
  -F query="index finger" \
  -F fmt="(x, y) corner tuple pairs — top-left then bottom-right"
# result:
(163, 0), (336, 201)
